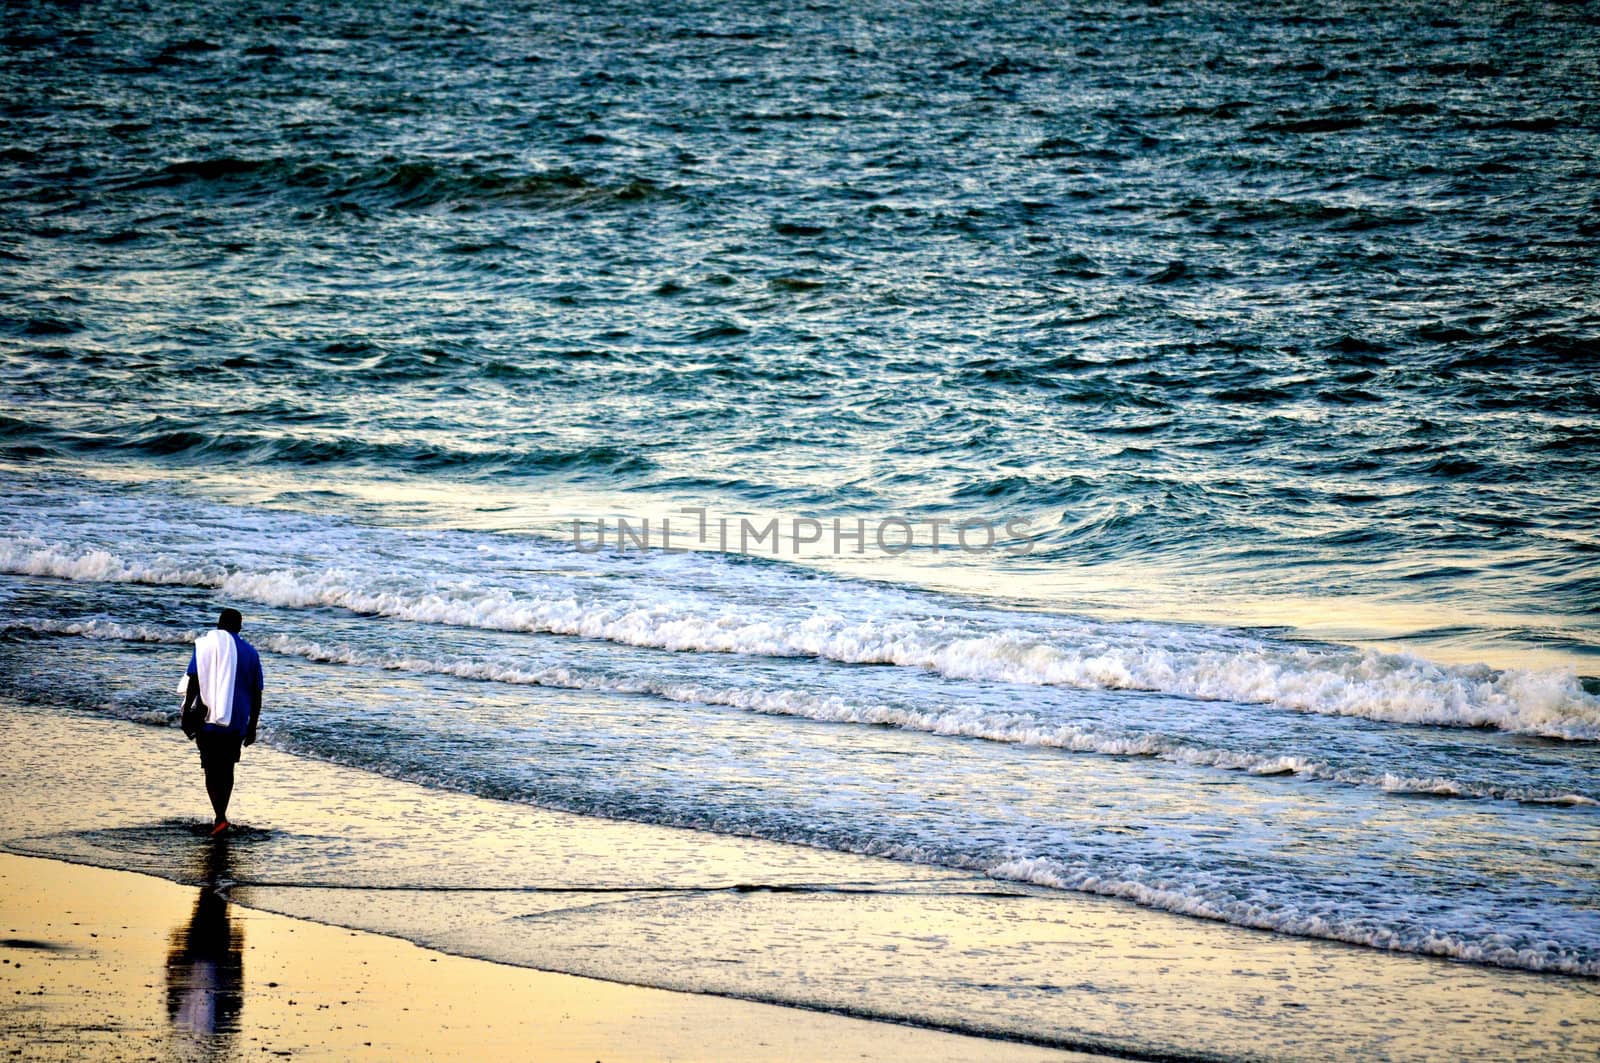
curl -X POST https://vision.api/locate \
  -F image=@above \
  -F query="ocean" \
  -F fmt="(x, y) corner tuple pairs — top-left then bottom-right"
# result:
(2, 0), (1598, 1037)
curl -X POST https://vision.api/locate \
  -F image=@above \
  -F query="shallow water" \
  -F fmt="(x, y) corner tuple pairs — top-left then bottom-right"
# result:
(2, 476), (1598, 980)
(4, 699), (1598, 1061)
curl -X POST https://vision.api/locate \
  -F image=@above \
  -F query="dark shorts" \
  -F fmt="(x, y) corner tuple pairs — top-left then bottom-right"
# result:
(196, 731), (243, 767)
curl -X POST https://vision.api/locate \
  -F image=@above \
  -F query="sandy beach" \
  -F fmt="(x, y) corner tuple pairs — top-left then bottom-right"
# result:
(1, 696), (1596, 1061)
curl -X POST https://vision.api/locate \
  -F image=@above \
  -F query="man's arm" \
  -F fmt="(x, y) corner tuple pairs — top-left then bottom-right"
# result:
(181, 656), (202, 740)
(245, 685), (262, 745)
(182, 650), (199, 710)
(245, 652), (263, 746)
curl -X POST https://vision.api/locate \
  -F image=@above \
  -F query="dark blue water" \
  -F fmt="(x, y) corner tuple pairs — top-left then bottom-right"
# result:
(3, 0), (1599, 994)
(4, 0), (1599, 667)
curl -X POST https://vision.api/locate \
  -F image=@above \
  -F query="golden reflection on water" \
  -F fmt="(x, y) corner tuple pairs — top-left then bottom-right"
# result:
(44, 458), (1587, 675)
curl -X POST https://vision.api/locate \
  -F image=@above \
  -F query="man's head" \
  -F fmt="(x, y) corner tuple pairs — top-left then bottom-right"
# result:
(217, 608), (243, 633)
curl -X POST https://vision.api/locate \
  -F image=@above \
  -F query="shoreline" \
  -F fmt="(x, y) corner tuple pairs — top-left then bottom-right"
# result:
(2, 697), (1597, 1060)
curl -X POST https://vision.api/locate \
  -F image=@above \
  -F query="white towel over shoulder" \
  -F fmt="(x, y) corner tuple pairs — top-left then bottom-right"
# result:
(191, 629), (237, 728)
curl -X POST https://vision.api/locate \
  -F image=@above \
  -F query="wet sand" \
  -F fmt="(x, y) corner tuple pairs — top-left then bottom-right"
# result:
(0, 854), (1082, 1062)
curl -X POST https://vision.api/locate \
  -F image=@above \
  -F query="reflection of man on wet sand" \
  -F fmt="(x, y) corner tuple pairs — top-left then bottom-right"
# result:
(166, 836), (243, 1045)
(181, 608), (264, 835)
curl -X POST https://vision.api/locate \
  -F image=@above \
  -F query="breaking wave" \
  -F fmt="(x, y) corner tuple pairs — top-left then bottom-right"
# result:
(5, 538), (1598, 742)
(13, 616), (1596, 807)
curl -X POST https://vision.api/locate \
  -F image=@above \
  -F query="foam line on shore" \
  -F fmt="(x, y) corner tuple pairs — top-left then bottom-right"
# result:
(9, 617), (1597, 808)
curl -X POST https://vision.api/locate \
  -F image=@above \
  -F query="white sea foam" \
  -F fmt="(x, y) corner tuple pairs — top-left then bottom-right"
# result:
(16, 616), (1595, 806)
(7, 537), (1600, 741)
(982, 855), (1600, 977)
(0, 542), (220, 586)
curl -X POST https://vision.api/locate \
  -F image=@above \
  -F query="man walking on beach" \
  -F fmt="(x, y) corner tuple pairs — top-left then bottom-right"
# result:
(181, 608), (263, 836)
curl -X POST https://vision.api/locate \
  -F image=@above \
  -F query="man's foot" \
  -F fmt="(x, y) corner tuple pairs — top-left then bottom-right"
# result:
(208, 819), (230, 837)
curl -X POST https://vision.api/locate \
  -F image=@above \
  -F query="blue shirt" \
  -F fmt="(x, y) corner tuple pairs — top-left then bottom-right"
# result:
(186, 633), (264, 738)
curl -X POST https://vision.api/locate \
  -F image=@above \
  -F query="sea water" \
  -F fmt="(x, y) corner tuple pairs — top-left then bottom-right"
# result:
(2, 0), (1597, 1019)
